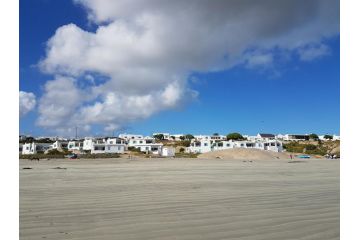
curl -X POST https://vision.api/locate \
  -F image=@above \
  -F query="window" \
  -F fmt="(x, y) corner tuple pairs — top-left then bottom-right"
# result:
(204, 143), (208, 146)
(226, 144), (230, 147)
(140, 141), (143, 144)
(133, 141), (137, 144)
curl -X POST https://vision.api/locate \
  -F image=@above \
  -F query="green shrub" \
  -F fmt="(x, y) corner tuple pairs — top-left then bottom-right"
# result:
(226, 132), (244, 140)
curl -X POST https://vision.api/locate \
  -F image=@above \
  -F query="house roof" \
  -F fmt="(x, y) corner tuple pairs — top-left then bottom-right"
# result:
(259, 133), (275, 138)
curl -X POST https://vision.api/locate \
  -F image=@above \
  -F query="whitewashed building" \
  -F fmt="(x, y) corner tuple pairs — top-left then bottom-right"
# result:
(91, 143), (126, 154)
(67, 141), (83, 151)
(211, 134), (227, 141)
(119, 134), (144, 140)
(22, 143), (37, 155)
(257, 133), (276, 141)
(186, 139), (212, 153)
(128, 137), (163, 154)
(194, 135), (211, 141)
(50, 140), (69, 151)
(212, 140), (237, 151)
(283, 134), (309, 141)
(186, 139), (283, 154)
(160, 147), (176, 157)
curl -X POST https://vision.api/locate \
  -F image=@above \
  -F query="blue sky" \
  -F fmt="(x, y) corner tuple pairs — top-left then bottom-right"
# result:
(20, 0), (340, 137)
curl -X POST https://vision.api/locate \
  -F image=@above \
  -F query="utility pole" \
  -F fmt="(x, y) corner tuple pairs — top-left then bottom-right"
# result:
(75, 126), (78, 140)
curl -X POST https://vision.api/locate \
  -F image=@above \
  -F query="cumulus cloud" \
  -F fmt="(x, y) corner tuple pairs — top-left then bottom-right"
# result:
(19, 91), (36, 116)
(37, 0), (339, 132)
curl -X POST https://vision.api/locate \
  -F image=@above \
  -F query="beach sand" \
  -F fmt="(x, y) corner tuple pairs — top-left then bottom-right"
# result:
(20, 158), (339, 240)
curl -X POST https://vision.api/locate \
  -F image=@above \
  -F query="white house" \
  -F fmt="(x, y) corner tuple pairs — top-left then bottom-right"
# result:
(128, 137), (163, 154)
(67, 141), (83, 151)
(283, 134), (309, 141)
(186, 139), (283, 154)
(275, 134), (285, 140)
(212, 140), (237, 151)
(91, 142), (126, 154)
(254, 140), (283, 152)
(194, 135), (211, 141)
(22, 143), (37, 155)
(257, 133), (276, 141)
(160, 147), (176, 157)
(83, 137), (97, 151)
(118, 134), (144, 140)
(186, 139), (212, 153)
(50, 140), (69, 151)
(243, 135), (258, 141)
(211, 134), (227, 141)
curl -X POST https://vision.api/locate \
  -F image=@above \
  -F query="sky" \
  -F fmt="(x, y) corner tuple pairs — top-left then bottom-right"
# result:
(20, 0), (340, 137)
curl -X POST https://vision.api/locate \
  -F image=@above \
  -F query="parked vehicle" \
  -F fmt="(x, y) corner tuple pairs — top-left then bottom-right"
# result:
(297, 154), (311, 159)
(65, 153), (77, 159)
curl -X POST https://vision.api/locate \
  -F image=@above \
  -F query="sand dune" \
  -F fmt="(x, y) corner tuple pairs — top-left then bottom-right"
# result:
(198, 148), (292, 160)
(20, 158), (339, 240)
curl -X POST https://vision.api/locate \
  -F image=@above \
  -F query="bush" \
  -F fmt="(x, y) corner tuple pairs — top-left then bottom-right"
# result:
(184, 134), (194, 140)
(127, 146), (142, 152)
(179, 140), (191, 147)
(309, 133), (319, 140)
(179, 147), (185, 153)
(226, 132), (244, 140)
(305, 144), (317, 151)
(324, 135), (333, 140)
(154, 134), (164, 140)
(46, 149), (64, 155)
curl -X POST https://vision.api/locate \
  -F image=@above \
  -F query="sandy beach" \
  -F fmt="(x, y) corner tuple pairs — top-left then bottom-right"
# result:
(20, 158), (339, 240)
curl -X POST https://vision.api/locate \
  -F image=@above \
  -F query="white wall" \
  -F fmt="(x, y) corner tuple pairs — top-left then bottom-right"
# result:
(161, 147), (175, 157)
(22, 143), (36, 155)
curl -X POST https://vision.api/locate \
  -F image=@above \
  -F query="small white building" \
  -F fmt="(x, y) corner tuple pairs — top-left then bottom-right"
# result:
(50, 140), (69, 151)
(67, 141), (83, 151)
(91, 143), (126, 154)
(254, 140), (283, 152)
(194, 135), (211, 141)
(22, 143), (37, 155)
(186, 139), (283, 154)
(212, 140), (237, 151)
(283, 134), (309, 141)
(83, 137), (97, 151)
(211, 134), (227, 141)
(186, 139), (212, 153)
(257, 133), (276, 141)
(160, 147), (176, 157)
(118, 134), (144, 140)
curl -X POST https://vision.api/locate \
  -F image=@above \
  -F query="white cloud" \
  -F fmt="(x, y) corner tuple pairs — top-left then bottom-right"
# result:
(37, 0), (339, 132)
(19, 91), (36, 117)
(298, 44), (331, 61)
